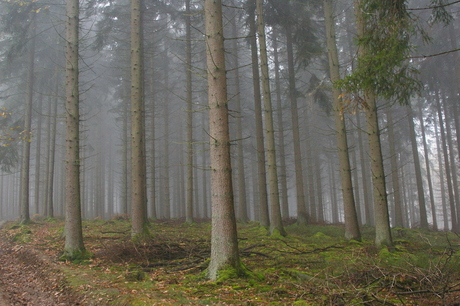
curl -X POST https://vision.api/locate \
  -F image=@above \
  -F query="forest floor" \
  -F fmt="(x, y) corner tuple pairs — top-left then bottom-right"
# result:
(1, 218), (460, 305)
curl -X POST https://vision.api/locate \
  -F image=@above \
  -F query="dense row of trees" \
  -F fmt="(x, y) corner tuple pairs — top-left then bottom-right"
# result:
(0, 0), (459, 277)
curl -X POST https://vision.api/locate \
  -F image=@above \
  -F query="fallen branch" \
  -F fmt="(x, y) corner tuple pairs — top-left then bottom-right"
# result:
(395, 288), (460, 296)
(276, 240), (343, 254)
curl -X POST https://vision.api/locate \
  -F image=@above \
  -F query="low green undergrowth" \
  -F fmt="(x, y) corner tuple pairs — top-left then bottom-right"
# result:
(2, 219), (460, 305)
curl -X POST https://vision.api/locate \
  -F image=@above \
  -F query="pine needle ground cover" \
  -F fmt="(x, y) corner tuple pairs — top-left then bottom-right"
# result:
(2, 219), (460, 305)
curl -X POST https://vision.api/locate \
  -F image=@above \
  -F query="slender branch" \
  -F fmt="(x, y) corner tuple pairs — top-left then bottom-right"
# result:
(411, 47), (460, 59)
(408, 0), (460, 10)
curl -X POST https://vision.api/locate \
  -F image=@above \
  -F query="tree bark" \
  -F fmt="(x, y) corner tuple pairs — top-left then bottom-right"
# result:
(19, 14), (36, 224)
(406, 105), (429, 229)
(148, 55), (157, 220)
(205, 0), (243, 281)
(434, 114), (449, 230)
(443, 100), (460, 229)
(163, 56), (171, 219)
(121, 84), (129, 216)
(418, 102), (437, 230)
(356, 112), (373, 225)
(385, 107), (404, 228)
(285, 24), (307, 226)
(256, 0), (286, 237)
(272, 29), (289, 219)
(248, 0), (269, 227)
(436, 93), (457, 231)
(230, 13), (249, 223)
(365, 96), (392, 246)
(45, 69), (59, 218)
(33, 94), (43, 216)
(130, 0), (148, 237)
(185, 0), (194, 224)
(354, 0), (392, 247)
(324, 0), (360, 240)
(63, 0), (86, 258)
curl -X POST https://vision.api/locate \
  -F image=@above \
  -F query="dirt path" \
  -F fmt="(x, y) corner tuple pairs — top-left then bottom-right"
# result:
(0, 293), (8, 306)
(0, 224), (85, 305)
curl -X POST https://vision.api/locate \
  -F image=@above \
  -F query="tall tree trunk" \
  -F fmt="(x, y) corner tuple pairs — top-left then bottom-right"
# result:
(231, 14), (249, 223)
(350, 141), (362, 225)
(163, 58), (171, 219)
(406, 105), (429, 229)
(204, 0), (243, 281)
(314, 153), (324, 223)
(435, 94), (457, 231)
(45, 70), (59, 218)
(443, 100), (460, 228)
(385, 107), (404, 228)
(328, 159), (339, 223)
(324, 0), (360, 240)
(400, 163), (410, 227)
(304, 114), (316, 221)
(272, 29), (289, 219)
(33, 94), (43, 215)
(201, 110), (209, 219)
(256, 0), (285, 237)
(285, 24), (307, 226)
(365, 96), (392, 247)
(354, 0), (392, 247)
(185, 0), (194, 224)
(19, 14), (36, 224)
(418, 102), (437, 230)
(44, 95), (52, 216)
(178, 126), (186, 218)
(449, 24), (460, 168)
(356, 112), (373, 225)
(107, 148), (114, 218)
(434, 115), (449, 230)
(130, 0), (148, 237)
(121, 86), (129, 216)
(248, 0), (269, 227)
(148, 55), (157, 220)
(63, 0), (86, 258)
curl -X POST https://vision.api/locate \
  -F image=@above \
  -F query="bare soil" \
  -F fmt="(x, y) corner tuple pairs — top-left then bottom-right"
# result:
(0, 235), (85, 305)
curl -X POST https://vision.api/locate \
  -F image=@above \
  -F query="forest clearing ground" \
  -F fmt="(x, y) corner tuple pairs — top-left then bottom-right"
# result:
(1, 218), (460, 305)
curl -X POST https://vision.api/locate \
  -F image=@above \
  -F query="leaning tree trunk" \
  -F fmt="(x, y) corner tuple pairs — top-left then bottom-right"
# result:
(205, 0), (243, 281)
(256, 0), (286, 237)
(324, 0), (360, 240)
(63, 0), (86, 258)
